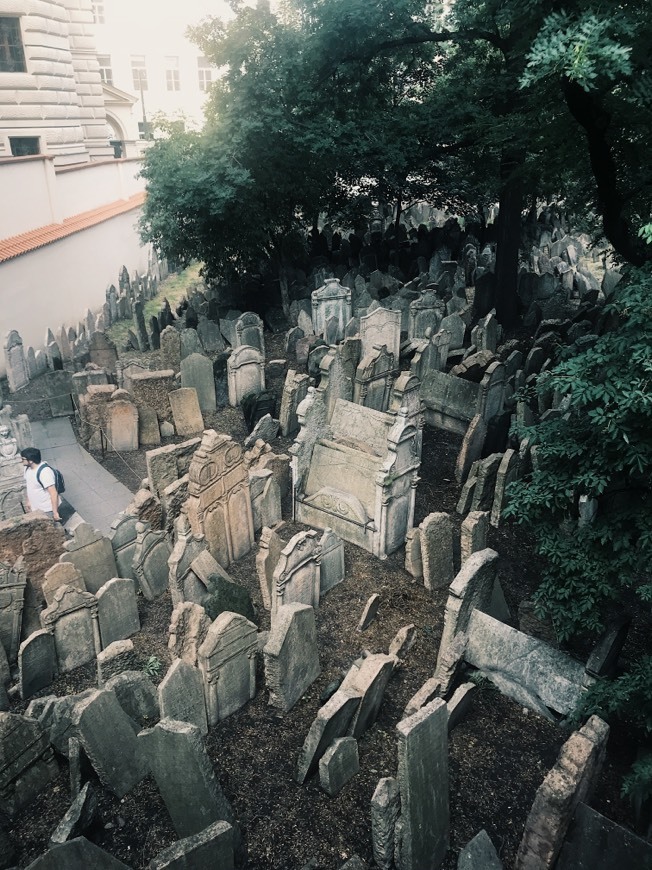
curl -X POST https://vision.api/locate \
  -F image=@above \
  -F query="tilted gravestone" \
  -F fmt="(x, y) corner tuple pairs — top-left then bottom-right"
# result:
(0, 558), (27, 663)
(264, 603), (320, 713)
(168, 601), (211, 668)
(108, 513), (139, 580)
(139, 718), (241, 845)
(132, 522), (172, 600)
(181, 352), (217, 413)
(0, 711), (59, 818)
(96, 578), (140, 647)
(59, 523), (118, 595)
(71, 688), (149, 798)
(158, 658), (208, 735)
(18, 630), (56, 700)
(295, 688), (361, 784)
(169, 388), (205, 437)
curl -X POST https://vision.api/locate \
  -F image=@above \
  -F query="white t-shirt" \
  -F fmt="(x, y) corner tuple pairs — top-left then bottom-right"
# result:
(24, 463), (59, 513)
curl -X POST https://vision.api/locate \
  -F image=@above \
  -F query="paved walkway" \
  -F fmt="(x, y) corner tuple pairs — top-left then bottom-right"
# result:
(30, 418), (133, 536)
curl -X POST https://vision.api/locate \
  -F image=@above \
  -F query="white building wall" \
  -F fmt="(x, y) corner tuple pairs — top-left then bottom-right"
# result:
(0, 207), (150, 376)
(0, 154), (144, 237)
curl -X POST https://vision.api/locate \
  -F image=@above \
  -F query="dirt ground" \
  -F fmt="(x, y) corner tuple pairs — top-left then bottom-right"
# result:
(4, 331), (645, 869)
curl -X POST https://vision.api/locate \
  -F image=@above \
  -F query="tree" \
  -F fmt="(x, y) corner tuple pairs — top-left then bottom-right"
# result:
(505, 265), (652, 639)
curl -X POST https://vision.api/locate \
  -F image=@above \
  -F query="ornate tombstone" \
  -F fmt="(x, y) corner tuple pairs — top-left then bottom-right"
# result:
(235, 312), (265, 355)
(227, 346), (265, 407)
(272, 530), (321, 616)
(311, 278), (352, 344)
(197, 611), (257, 724)
(0, 558), (27, 663)
(185, 430), (255, 568)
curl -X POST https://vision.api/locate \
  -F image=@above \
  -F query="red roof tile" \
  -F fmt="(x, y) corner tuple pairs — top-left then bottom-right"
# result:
(0, 192), (146, 263)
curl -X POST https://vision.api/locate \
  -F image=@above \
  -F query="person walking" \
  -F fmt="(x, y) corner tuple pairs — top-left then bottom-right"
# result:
(20, 447), (60, 523)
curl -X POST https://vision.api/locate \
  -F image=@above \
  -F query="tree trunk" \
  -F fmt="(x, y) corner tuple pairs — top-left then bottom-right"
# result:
(394, 192), (403, 238)
(494, 153), (524, 330)
(279, 267), (291, 321)
(562, 78), (649, 267)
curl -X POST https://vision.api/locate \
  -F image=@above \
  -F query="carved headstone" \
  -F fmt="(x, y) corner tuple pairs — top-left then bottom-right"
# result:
(197, 611), (257, 725)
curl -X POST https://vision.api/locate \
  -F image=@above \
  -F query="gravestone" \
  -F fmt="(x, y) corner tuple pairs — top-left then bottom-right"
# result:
(181, 353), (217, 413)
(460, 511), (490, 563)
(408, 289), (443, 340)
(26, 838), (130, 868)
(148, 821), (234, 870)
(439, 313), (465, 349)
(18, 630), (56, 700)
(96, 578), (139, 647)
(160, 326), (181, 371)
(371, 777), (401, 870)
(180, 328), (203, 360)
(158, 658), (208, 735)
(169, 388), (204, 437)
(404, 528), (423, 579)
(185, 430), (255, 568)
(0, 558), (27, 662)
(197, 611), (257, 725)
(44, 370), (74, 417)
(72, 688), (148, 798)
(419, 512), (454, 591)
(138, 406), (161, 447)
(132, 522), (172, 600)
(105, 671), (159, 727)
(279, 370), (310, 437)
(213, 353), (230, 408)
(0, 711), (59, 817)
(167, 514), (209, 607)
(139, 719), (240, 844)
(88, 333), (118, 373)
(60, 523), (118, 594)
(197, 318), (225, 353)
(256, 525), (285, 610)
(108, 513), (139, 580)
(319, 529), (345, 593)
(235, 312), (265, 354)
(4, 331), (29, 392)
(295, 688), (361, 784)
(360, 307), (401, 365)
(272, 530), (321, 616)
(395, 699), (449, 870)
(264, 603), (320, 712)
(436, 548), (499, 671)
(353, 344), (395, 412)
(311, 277), (352, 342)
(40, 585), (101, 673)
(227, 345), (265, 407)
(168, 601), (212, 667)
(319, 736), (359, 797)
(341, 653), (395, 738)
(106, 395), (139, 452)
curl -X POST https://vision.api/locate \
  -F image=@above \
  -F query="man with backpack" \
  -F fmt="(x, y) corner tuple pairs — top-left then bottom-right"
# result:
(20, 447), (61, 523)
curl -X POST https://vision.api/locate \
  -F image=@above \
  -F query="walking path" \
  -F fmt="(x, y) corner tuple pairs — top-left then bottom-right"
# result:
(29, 418), (133, 536)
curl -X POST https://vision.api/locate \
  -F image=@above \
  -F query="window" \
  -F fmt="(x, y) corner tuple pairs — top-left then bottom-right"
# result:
(197, 56), (212, 92)
(10, 137), (39, 157)
(97, 54), (113, 85)
(0, 17), (26, 73)
(131, 55), (147, 91)
(165, 55), (180, 91)
(92, 2), (105, 24)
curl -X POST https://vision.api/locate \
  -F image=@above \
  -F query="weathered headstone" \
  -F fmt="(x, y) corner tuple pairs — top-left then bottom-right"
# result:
(419, 512), (454, 591)
(395, 698), (449, 870)
(158, 658), (208, 735)
(264, 603), (320, 712)
(132, 522), (172, 600)
(198, 611), (257, 725)
(40, 585), (101, 673)
(271, 530), (321, 616)
(18, 630), (56, 700)
(96, 578), (140, 647)
(139, 718), (240, 842)
(0, 711), (59, 817)
(295, 688), (361, 784)
(181, 352), (217, 413)
(60, 524), (118, 595)
(148, 820), (235, 870)
(319, 736), (359, 797)
(72, 688), (149, 798)
(371, 777), (401, 870)
(42, 562), (86, 606)
(227, 345), (265, 407)
(319, 529), (345, 594)
(169, 388), (205, 437)
(4, 330), (29, 392)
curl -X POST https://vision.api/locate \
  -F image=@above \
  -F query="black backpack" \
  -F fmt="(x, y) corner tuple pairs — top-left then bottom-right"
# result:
(36, 462), (66, 495)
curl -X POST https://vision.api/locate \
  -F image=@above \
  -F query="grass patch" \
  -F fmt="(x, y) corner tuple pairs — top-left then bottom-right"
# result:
(106, 262), (202, 346)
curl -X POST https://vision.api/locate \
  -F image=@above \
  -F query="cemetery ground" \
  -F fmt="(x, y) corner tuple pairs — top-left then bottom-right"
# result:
(5, 329), (648, 869)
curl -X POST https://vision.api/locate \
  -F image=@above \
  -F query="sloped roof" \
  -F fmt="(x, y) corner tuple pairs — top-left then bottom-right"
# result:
(0, 192), (146, 263)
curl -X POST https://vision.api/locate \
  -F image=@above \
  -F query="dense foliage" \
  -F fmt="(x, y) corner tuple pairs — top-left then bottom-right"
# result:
(505, 266), (652, 639)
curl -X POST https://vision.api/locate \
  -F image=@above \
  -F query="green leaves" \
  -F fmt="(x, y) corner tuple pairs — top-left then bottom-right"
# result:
(507, 265), (652, 640)
(521, 11), (633, 92)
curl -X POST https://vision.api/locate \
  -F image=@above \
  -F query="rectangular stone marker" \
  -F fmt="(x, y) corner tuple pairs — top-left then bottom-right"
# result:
(60, 523), (118, 595)
(139, 718), (239, 841)
(148, 820), (234, 870)
(181, 352), (217, 413)
(96, 578), (140, 648)
(395, 698), (449, 870)
(319, 529), (345, 594)
(169, 388), (205, 437)
(341, 653), (395, 738)
(158, 659), (208, 735)
(460, 511), (490, 564)
(419, 512), (454, 591)
(319, 736), (359, 797)
(197, 612), (258, 725)
(18, 630), (56, 700)
(132, 523), (172, 600)
(295, 688), (361, 784)
(40, 585), (101, 674)
(371, 777), (401, 870)
(72, 688), (149, 798)
(264, 603), (320, 713)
